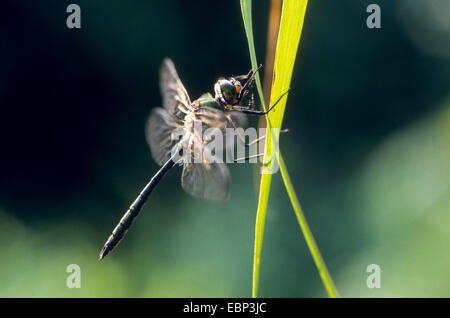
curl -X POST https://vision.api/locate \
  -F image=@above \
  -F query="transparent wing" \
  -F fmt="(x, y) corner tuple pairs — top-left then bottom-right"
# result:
(159, 58), (192, 118)
(198, 92), (214, 100)
(195, 105), (228, 130)
(181, 161), (230, 201)
(226, 111), (248, 130)
(146, 107), (183, 166)
(191, 92), (248, 132)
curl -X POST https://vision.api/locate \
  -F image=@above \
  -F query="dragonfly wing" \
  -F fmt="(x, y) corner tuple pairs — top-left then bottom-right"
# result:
(146, 107), (183, 166)
(198, 92), (214, 100)
(226, 111), (248, 129)
(195, 94), (247, 129)
(160, 58), (192, 118)
(181, 162), (230, 201)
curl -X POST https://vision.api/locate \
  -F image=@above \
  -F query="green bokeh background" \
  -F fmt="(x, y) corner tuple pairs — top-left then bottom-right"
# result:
(0, 0), (449, 297)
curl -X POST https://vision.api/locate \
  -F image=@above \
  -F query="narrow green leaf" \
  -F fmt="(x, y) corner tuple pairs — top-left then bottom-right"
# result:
(277, 155), (340, 297)
(241, 0), (340, 298)
(240, 0), (271, 298)
(240, 0), (265, 110)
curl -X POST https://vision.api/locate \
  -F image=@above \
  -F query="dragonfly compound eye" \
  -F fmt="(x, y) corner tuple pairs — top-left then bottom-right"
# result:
(219, 80), (239, 105)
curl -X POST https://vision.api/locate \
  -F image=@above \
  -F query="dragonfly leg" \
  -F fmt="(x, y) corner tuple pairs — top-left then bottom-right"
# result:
(224, 113), (289, 148)
(232, 128), (289, 163)
(236, 64), (262, 104)
(232, 89), (290, 115)
(235, 64), (262, 82)
(234, 69), (253, 82)
(245, 128), (290, 147)
(233, 152), (264, 163)
(224, 113), (257, 148)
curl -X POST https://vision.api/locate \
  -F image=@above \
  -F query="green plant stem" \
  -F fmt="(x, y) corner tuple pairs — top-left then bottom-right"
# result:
(252, 173), (272, 297)
(240, 0), (275, 298)
(241, 0), (340, 298)
(277, 154), (340, 298)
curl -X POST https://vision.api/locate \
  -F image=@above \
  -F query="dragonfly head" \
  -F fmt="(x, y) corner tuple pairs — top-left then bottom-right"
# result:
(214, 78), (242, 107)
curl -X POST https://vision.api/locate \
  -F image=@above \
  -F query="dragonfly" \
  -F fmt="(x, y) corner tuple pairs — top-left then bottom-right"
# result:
(99, 58), (288, 260)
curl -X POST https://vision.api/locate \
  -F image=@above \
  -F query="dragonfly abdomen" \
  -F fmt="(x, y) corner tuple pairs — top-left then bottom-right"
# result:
(99, 156), (177, 260)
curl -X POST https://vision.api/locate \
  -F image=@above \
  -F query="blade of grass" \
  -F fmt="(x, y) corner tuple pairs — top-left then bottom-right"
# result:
(241, 0), (340, 298)
(253, 0), (282, 191)
(240, 0), (272, 298)
(262, 0), (282, 105)
(277, 155), (340, 297)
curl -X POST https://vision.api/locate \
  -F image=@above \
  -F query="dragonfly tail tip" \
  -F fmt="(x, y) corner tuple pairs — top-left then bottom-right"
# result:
(99, 246), (109, 261)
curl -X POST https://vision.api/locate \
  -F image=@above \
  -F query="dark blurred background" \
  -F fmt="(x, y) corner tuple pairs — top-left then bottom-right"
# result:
(0, 0), (449, 297)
